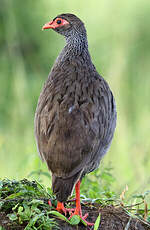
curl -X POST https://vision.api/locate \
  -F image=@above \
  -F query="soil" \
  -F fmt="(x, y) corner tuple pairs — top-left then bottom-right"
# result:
(0, 203), (149, 230)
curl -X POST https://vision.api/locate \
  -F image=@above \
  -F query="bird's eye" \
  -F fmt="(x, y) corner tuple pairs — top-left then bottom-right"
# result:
(56, 20), (62, 24)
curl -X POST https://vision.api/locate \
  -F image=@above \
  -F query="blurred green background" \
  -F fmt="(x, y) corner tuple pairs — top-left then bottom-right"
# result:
(0, 0), (150, 198)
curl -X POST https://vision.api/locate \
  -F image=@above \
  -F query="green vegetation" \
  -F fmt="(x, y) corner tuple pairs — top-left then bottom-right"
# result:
(0, 178), (102, 228)
(0, 178), (150, 229)
(0, 0), (150, 213)
(0, 179), (58, 229)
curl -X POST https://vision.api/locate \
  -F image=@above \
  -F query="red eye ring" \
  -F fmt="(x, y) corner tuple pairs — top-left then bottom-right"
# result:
(56, 19), (62, 24)
(42, 18), (69, 30)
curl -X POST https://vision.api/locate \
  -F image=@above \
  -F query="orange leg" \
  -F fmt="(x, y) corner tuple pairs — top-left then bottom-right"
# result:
(55, 181), (94, 226)
(69, 180), (94, 226)
(73, 180), (82, 215)
(56, 201), (75, 216)
(56, 201), (67, 215)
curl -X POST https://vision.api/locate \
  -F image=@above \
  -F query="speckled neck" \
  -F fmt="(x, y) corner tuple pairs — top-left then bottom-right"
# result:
(57, 32), (91, 63)
(66, 33), (88, 55)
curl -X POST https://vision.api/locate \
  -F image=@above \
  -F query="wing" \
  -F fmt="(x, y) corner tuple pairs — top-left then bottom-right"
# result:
(34, 64), (116, 178)
(84, 76), (117, 174)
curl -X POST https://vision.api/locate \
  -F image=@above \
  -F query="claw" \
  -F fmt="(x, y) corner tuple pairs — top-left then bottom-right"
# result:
(56, 201), (76, 215)
(69, 210), (94, 226)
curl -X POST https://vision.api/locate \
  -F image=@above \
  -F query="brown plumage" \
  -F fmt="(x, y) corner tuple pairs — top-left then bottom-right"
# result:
(34, 14), (116, 206)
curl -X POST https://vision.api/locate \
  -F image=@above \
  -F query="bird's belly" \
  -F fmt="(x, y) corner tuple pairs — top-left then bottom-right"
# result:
(44, 109), (95, 177)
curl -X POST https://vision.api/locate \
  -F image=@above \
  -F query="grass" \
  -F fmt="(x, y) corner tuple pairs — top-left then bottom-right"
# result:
(0, 177), (150, 229)
(0, 179), (58, 229)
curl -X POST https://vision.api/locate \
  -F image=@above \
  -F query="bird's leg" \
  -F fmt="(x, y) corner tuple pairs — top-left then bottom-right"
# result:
(73, 180), (82, 215)
(69, 180), (94, 226)
(55, 181), (94, 225)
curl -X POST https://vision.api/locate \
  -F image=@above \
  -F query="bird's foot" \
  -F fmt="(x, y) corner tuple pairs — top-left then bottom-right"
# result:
(56, 201), (94, 226)
(56, 201), (67, 215)
(69, 209), (94, 226)
(56, 201), (75, 216)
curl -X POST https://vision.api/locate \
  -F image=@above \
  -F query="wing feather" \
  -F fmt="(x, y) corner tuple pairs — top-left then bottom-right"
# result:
(34, 63), (116, 178)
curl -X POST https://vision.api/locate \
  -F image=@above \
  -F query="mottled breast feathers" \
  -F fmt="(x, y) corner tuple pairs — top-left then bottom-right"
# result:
(34, 57), (116, 179)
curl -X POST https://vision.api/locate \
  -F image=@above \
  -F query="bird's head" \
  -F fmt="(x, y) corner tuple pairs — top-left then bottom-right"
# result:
(42, 13), (87, 39)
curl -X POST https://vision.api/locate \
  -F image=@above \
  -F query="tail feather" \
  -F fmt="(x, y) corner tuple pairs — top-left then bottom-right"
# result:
(52, 171), (81, 202)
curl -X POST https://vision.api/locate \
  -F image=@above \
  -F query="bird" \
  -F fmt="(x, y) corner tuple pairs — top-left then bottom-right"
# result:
(34, 13), (116, 226)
